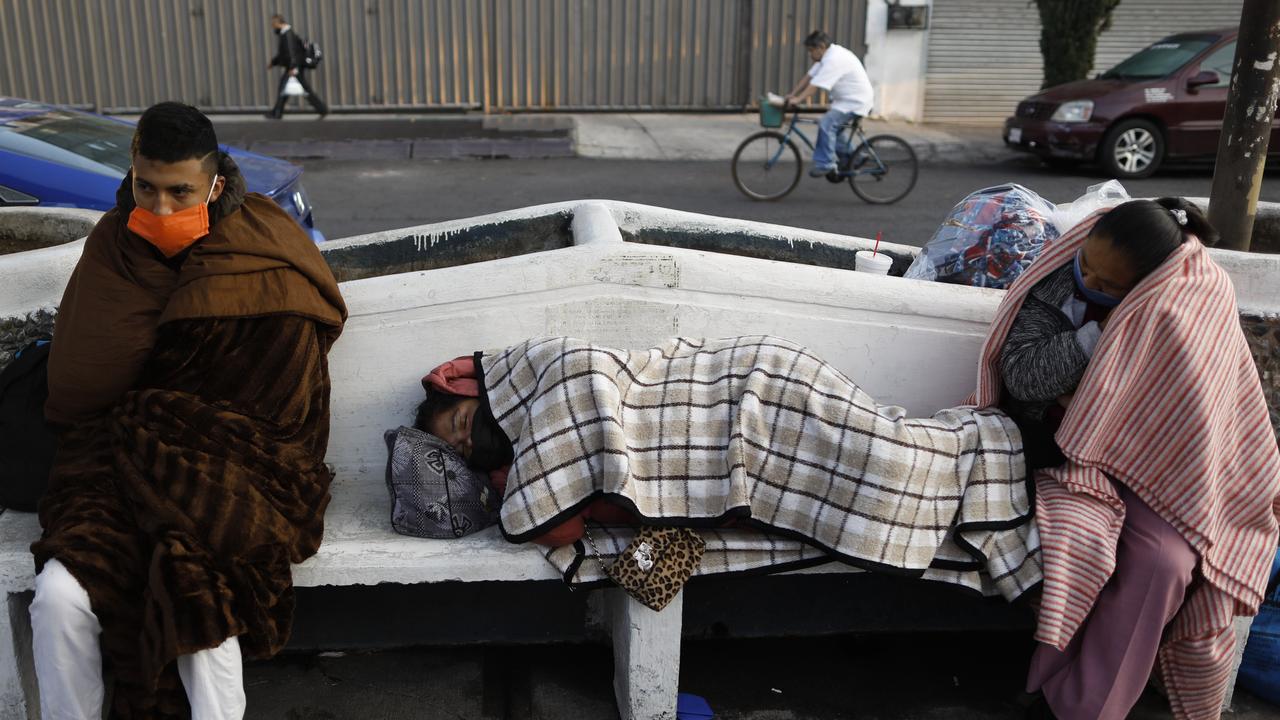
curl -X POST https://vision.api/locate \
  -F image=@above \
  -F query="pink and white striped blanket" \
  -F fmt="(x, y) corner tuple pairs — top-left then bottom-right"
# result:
(972, 211), (1280, 719)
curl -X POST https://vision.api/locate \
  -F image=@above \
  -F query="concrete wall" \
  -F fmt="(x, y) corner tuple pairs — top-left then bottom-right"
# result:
(322, 200), (918, 282)
(0, 0), (866, 114)
(2, 199), (1275, 409)
(863, 0), (932, 122)
(1, 202), (1275, 442)
(0, 208), (99, 256)
(0, 208), (98, 365)
(1, 199), (1272, 720)
(294, 203), (999, 475)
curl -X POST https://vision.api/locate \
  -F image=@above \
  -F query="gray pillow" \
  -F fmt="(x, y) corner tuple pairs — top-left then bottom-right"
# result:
(384, 426), (498, 539)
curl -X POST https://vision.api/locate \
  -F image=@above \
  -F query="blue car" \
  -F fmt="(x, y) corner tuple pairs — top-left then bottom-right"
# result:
(0, 97), (324, 243)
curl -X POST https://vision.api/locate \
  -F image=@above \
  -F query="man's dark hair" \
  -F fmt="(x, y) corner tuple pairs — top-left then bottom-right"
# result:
(271, 13), (286, 24)
(804, 30), (831, 48)
(130, 102), (219, 175)
(414, 390), (469, 434)
(1092, 197), (1219, 279)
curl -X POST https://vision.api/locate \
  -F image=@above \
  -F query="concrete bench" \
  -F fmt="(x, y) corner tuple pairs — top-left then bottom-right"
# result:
(0, 201), (1276, 719)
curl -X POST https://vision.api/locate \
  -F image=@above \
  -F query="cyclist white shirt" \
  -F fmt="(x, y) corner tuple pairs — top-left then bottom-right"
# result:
(807, 44), (873, 116)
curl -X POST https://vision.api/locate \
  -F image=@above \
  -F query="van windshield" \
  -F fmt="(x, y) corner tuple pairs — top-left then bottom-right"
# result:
(1100, 36), (1217, 80)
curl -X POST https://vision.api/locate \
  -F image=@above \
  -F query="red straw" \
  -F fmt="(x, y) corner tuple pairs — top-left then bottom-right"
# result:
(873, 231), (882, 257)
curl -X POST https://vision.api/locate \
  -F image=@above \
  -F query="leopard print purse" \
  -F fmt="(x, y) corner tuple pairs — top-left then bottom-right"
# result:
(584, 525), (706, 612)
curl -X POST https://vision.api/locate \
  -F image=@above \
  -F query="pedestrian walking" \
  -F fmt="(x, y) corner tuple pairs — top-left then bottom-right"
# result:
(265, 13), (327, 119)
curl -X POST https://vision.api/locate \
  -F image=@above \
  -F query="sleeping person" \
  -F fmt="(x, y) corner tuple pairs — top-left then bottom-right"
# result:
(411, 335), (1036, 599)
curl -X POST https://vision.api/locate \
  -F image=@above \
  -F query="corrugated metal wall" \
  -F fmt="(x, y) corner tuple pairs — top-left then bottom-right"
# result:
(750, 0), (867, 108)
(924, 0), (1244, 125)
(0, 0), (865, 113)
(488, 0), (748, 109)
(923, 0), (1041, 124)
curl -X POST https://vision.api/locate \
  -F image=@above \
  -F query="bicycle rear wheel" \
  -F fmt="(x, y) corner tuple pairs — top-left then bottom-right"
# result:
(732, 131), (802, 201)
(848, 135), (918, 204)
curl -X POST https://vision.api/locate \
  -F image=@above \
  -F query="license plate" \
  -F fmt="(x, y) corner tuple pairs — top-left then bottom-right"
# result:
(1008, 127), (1022, 143)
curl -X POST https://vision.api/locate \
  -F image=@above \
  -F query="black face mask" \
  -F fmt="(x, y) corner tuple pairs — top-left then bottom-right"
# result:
(274, 27), (284, 35)
(468, 405), (513, 472)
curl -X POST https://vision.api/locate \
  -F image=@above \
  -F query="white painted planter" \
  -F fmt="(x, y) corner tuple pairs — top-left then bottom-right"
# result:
(0, 209), (99, 254)
(0, 200), (1275, 719)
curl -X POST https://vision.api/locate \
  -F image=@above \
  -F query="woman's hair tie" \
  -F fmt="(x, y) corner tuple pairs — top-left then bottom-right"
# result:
(1170, 208), (1188, 226)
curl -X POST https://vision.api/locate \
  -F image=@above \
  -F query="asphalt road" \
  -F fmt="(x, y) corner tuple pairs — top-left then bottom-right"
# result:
(245, 631), (1278, 719)
(300, 154), (1280, 245)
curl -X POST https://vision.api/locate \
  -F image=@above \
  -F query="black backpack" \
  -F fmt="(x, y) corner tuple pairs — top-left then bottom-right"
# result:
(0, 341), (56, 512)
(302, 36), (323, 69)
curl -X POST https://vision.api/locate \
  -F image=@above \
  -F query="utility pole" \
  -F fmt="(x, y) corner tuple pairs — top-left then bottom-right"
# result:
(1208, 0), (1280, 251)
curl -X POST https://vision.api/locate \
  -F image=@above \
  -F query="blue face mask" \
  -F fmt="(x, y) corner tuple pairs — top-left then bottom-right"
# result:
(1073, 251), (1123, 308)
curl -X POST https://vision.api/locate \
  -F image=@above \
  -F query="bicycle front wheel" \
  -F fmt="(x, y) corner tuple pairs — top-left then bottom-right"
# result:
(732, 131), (802, 201)
(848, 135), (918, 204)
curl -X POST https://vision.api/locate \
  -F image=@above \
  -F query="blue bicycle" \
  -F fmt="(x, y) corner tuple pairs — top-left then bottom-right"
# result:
(732, 106), (918, 203)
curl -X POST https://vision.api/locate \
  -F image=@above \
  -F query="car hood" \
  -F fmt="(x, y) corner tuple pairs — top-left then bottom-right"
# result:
(1025, 78), (1136, 104)
(223, 146), (301, 197)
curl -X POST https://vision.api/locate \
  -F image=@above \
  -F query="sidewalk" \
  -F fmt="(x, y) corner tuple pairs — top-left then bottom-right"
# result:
(209, 113), (576, 161)
(204, 111), (1017, 165)
(569, 113), (1017, 165)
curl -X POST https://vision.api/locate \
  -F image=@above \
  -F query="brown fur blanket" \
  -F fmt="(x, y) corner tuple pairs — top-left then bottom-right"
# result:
(34, 161), (345, 719)
(33, 315), (336, 719)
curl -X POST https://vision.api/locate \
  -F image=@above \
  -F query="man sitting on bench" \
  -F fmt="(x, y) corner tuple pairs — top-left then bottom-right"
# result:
(29, 102), (346, 719)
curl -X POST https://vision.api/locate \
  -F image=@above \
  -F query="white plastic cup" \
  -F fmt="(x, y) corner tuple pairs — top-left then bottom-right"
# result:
(855, 250), (892, 275)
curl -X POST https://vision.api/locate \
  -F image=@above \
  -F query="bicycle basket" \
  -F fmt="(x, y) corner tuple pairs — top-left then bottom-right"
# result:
(759, 100), (784, 128)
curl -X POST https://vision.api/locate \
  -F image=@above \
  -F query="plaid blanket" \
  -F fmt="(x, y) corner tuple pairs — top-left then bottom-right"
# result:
(545, 519), (1039, 598)
(481, 336), (1041, 598)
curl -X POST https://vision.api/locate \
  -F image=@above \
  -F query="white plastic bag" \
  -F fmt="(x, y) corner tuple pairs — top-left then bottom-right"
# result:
(1049, 180), (1130, 234)
(282, 76), (305, 97)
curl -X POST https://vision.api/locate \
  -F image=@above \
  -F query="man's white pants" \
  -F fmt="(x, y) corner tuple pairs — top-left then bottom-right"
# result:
(30, 559), (247, 720)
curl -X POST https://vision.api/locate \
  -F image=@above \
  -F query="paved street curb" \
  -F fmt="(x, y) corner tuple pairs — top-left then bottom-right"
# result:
(569, 113), (1018, 165)
(201, 112), (1018, 165)
(247, 136), (574, 161)
(209, 114), (575, 161)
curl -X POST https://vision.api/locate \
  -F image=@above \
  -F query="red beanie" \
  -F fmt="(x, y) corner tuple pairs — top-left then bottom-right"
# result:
(421, 356), (479, 398)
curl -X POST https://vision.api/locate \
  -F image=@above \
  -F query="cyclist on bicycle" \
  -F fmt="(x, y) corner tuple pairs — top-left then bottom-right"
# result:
(784, 31), (874, 178)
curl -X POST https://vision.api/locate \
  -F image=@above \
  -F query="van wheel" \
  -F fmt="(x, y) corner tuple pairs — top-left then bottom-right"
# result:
(1100, 119), (1164, 179)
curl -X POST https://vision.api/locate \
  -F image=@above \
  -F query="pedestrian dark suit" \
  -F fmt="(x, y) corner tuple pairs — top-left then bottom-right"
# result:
(266, 14), (327, 119)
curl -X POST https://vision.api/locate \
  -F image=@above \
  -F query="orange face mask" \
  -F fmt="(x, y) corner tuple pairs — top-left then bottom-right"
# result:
(126, 175), (219, 257)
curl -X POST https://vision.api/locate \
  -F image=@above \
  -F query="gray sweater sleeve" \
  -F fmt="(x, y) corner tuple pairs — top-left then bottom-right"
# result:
(999, 293), (1091, 403)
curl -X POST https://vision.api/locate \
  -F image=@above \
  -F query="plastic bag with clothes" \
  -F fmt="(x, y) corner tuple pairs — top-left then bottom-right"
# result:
(904, 181), (1131, 289)
(904, 184), (1059, 289)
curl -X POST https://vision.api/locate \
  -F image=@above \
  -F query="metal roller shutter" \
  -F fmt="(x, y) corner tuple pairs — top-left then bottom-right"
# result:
(1095, 1), (1243, 72)
(923, 0), (1043, 125)
(924, 0), (1244, 125)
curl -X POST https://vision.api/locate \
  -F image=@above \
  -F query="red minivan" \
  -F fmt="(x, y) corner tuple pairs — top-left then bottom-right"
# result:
(1003, 28), (1279, 179)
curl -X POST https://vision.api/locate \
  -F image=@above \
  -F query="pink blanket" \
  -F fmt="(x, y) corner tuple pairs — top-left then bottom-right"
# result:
(972, 211), (1280, 719)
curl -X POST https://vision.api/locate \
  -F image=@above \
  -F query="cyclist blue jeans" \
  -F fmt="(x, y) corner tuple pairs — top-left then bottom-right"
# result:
(813, 109), (858, 171)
